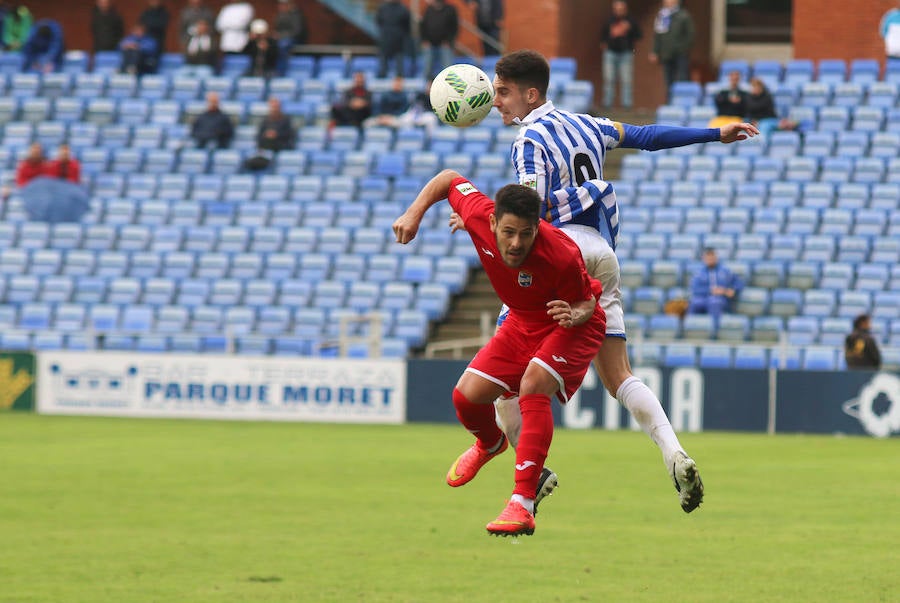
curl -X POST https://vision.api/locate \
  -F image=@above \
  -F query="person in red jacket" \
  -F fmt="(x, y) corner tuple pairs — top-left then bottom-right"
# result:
(15, 142), (47, 187)
(44, 143), (81, 184)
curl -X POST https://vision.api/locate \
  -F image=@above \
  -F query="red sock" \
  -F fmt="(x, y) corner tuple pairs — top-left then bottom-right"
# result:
(513, 393), (553, 498)
(452, 387), (503, 449)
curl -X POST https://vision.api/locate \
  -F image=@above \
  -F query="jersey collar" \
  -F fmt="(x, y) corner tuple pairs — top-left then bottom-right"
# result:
(513, 101), (555, 126)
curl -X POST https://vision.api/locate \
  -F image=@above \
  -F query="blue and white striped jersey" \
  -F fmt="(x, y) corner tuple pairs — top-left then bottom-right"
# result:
(510, 101), (623, 249)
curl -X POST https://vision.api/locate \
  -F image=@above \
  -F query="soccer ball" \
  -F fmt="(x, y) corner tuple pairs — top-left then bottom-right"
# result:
(430, 64), (495, 128)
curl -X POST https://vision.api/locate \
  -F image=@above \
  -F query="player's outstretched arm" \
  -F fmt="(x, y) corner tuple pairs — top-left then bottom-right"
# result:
(393, 169), (462, 244)
(620, 122), (758, 151)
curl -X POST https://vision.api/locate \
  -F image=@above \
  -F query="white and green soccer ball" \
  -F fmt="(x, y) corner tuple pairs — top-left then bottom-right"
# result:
(430, 63), (495, 128)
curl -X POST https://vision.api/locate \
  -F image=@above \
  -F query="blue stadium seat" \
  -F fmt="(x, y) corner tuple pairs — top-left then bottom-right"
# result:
(802, 346), (838, 371)
(663, 343), (697, 367)
(733, 345), (769, 369)
(698, 344), (733, 368)
(648, 314), (680, 339)
(682, 314), (715, 341)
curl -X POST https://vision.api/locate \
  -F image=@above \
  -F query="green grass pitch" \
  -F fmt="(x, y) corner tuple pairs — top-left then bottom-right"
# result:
(1, 414), (897, 602)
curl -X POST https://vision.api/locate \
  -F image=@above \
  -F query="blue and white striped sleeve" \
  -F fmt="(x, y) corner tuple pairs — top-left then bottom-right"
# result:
(511, 136), (550, 201)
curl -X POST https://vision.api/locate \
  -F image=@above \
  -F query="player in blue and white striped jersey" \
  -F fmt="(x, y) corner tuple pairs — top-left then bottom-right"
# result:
(487, 49), (759, 513)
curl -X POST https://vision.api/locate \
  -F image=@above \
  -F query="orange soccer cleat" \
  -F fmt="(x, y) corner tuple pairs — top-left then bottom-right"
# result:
(486, 500), (535, 537)
(446, 435), (508, 487)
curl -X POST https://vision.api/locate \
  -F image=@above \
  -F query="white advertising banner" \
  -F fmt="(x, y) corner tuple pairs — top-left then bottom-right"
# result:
(37, 352), (407, 424)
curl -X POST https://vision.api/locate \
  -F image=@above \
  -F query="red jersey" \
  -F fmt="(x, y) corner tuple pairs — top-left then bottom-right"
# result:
(448, 177), (601, 327)
(44, 159), (81, 184)
(16, 160), (46, 187)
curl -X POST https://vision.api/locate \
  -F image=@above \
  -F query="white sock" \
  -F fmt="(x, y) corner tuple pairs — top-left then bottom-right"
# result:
(510, 493), (534, 514)
(616, 376), (683, 463)
(494, 395), (522, 449)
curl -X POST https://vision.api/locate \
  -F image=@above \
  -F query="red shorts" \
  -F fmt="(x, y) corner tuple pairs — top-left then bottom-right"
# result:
(466, 309), (605, 403)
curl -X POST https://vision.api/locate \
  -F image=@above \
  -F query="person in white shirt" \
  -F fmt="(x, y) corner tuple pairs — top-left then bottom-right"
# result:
(215, 1), (253, 54)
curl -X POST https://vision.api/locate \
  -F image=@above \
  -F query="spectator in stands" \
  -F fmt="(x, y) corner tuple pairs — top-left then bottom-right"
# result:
(368, 79), (439, 133)
(375, 0), (411, 78)
(179, 0), (214, 48)
(15, 142), (47, 187)
(845, 314), (882, 371)
(22, 19), (65, 74)
(243, 19), (278, 78)
(191, 92), (234, 149)
(649, 0), (694, 102)
(688, 247), (743, 321)
(216, 0), (254, 54)
(330, 71), (373, 130)
(745, 76), (779, 135)
(243, 97), (296, 171)
(274, 0), (306, 76)
(420, 0), (458, 80)
(139, 0), (169, 59)
(713, 70), (747, 119)
(466, 0), (503, 56)
(880, 1), (900, 68)
(601, 0), (642, 109)
(2, 3), (31, 51)
(45, 143), (81, 185)
(364, 75), (409, 127)
(183, 18), (218, 74)
(91, 0), (124, 53)
(119, 23), (158, 75)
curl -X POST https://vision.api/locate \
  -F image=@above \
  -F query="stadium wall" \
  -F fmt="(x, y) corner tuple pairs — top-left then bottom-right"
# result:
(28, 352), (900, 438)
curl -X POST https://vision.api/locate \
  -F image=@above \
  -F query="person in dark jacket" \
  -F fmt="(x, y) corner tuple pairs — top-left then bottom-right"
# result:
(649, 0), (694, 102)
(243, 19), (278, 77)
(420, 0), (458, 79)
(91, 0), (124, 52)
(22, 19), (65, 73)
(845, 314), (882, 370)
(139, 0), (169, 58)
(119, 23), (158, 75)
(714, 70), (748, 118)
(466, 0), (503, 56)
(601, 0), (641, 109)
(243, 97), (296, 171)
(330, 71), (373, 129)
(375, 0), (411, 78)
(191, 92), (233, 149)
(365, 75), (409, 127)
(274, 0), (306, 76)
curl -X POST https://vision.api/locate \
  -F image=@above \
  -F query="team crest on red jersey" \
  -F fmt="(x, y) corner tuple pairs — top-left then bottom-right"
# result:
(517, 272), (533, 287)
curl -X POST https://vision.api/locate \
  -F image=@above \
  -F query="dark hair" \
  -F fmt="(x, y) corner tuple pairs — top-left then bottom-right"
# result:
(494, 50), (550, 99)
(494, 184), (541, 224)
(37, 24), (52, 38)
(853, 314), (870, 330)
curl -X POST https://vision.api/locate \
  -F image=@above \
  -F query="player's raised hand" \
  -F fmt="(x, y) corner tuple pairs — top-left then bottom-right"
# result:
(448, 212), (467, 233)
(392, 212), (420, 244)
(719, 122), (760, 143)
(546, 300), (574, 328)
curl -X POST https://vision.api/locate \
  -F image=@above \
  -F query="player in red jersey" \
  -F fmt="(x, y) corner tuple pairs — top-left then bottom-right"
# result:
(393, 170), (606, 536)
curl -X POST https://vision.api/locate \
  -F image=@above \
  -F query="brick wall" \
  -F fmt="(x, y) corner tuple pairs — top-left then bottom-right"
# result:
(794, 0), (895, 67)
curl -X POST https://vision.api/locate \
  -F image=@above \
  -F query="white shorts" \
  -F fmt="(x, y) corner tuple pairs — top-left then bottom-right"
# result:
(559, 224), (626, 339)
(497, 224), (626, 339)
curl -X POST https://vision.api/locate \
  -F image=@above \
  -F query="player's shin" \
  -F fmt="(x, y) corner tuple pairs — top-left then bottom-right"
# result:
(494, 395), (522, 448)
(512, 393), (553, 513)
(453, 387), (504, 449)
(616, 376), (683, 461)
